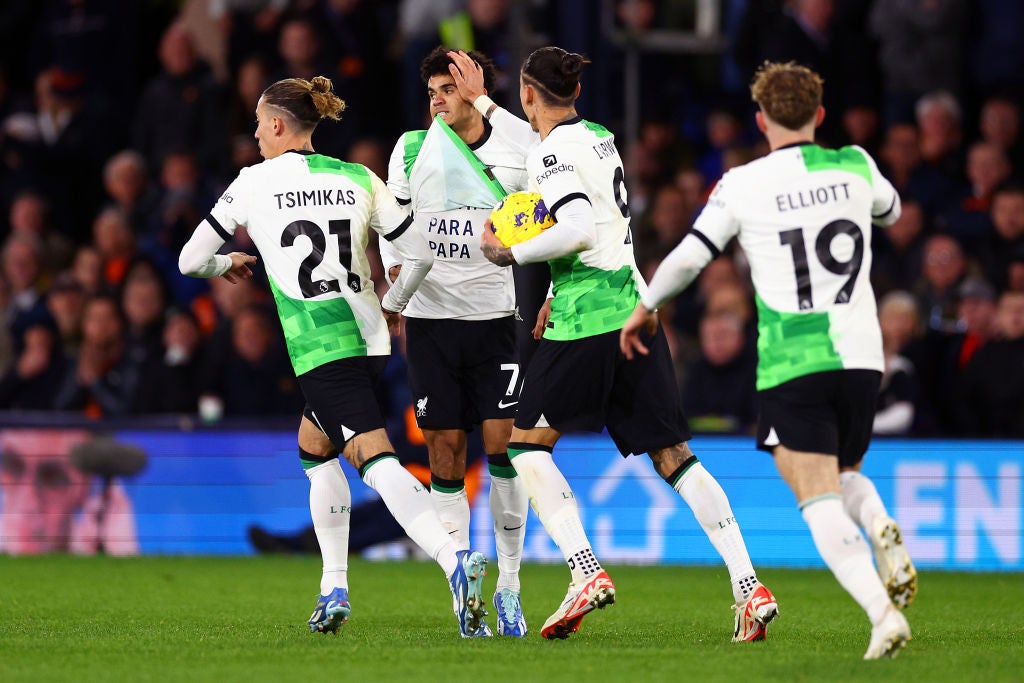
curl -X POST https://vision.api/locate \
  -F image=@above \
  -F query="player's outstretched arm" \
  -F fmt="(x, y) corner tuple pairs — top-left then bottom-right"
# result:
(619, 304), (659, 360)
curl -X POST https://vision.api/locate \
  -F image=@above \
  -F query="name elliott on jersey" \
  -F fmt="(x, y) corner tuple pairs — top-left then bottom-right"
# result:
(775, 182), (852, 213)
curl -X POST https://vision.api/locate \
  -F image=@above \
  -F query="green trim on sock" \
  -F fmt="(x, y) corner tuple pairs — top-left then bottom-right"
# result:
(488, 463), (517, 478)
(507, 447), (531, 459)
(668, 456), (699, 488)
(430, 482), (465, 494)
(358, 453), (399, 479)
(798, 492), (842, 510)
(300, 458), (321, 470)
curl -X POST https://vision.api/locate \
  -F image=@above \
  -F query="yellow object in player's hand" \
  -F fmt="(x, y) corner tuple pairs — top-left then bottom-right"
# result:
(489, 191), (556, 247)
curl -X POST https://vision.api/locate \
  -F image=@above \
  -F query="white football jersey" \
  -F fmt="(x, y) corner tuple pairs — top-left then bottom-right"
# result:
(208, 150), (411, 374)
(691, 143), (899, 389)
(527, 117), (644, 340)
(383, 117), (533, 319)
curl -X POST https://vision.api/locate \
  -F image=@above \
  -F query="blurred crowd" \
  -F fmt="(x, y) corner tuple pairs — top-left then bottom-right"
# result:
(0, 0), (1022, 438)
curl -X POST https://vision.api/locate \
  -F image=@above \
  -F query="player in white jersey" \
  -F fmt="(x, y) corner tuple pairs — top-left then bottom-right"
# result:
(178, 75), (490, 638)
(470, 47), (776, 641)
(621, 62), (916, 659)
(379, 46), (536, 637)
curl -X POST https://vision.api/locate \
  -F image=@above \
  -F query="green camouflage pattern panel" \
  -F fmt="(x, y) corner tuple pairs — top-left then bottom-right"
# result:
(401, 130), (428, 177)
(755, 294), (843, 390)
(545, 256), (639, 340)
(268, 274), (367, 375)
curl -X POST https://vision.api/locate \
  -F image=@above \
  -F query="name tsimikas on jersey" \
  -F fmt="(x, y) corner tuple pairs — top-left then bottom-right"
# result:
(536, 154), (574, 184)
(274, 188), (357, 209)
(775, 182), (852, 212)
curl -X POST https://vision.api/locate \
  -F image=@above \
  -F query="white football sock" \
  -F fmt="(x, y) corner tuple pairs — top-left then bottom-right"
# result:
(511, 448), (600, 583)
(305, 459), (350, 595)
(672, 461), (757, 603)
(361, 456), (460, 577)
(489, 467), (528, 592)
(431, 485), (470, 550)
(801, 494), (893, 625)
(839, 470), (889, 530)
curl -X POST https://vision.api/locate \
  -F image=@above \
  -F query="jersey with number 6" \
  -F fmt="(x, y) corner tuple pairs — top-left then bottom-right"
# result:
(208, 150), (411, 374)
(529, 117), (642, 340)
(692, 143), (899, 390)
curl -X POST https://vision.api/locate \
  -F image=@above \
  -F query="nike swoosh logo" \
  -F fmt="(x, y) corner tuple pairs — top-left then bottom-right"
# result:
(502, 524), (524, 531)
(498, 400), (519, 409)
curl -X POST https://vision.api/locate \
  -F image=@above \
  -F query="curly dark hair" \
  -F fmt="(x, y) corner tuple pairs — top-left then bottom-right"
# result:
(420, 45), (497, 93)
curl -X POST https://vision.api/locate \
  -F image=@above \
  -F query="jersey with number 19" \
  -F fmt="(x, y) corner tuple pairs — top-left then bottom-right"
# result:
(207, 150), (411, 375)
(692, 143), (899, 390)
(527, 117), (643, 341)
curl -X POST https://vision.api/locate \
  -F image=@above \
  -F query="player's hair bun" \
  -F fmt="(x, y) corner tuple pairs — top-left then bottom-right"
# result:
(308, 76), (346, 121)
(561, 52), (586, 80)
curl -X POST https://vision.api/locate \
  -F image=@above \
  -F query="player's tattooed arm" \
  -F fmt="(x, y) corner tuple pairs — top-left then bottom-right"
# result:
(482, 242), (516, 266)
(480, 225), (517, 266)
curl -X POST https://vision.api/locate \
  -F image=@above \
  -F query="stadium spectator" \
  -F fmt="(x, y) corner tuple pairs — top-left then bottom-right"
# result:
(120, 261), (170, 372)
(1, 233), (50, 349)
(51, 294), (138, 418)
(91, 207), (138, 291)
(0, 321), (64, 411)
(44, 272), (85, 354)
(210, 0), (288, 76)
(877, 122), (956, 220)
(133, 21), (230, 182)
(23, 67), (115, 243)
(136, 307), (205, 414)
(915, 90), (964, 181)
(976, 184), (1024, 291)
(7, 189), (74, 275)
(202, 304), (300, 417)
(634, 184), (692, 272)
(681, 312), (757, 434)
(977, 96), (1022, 170)
(68, 245), (103, 297)
(960, 290), (1024, 436)
(936, 141), (1012, 246)
(875, 291), (921, 436)
(228, 54), (272, 140)
(915, 234), (967, 333)
(101, 150), (160, 236)
(872, 199), (927, 299)
(869, 0), (968, 126)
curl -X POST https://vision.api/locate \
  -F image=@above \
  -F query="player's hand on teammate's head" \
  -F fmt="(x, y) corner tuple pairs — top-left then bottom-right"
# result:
(447, 50), (486, 102)
(619, 304), (658, 360)
(223, 252), (258, 284)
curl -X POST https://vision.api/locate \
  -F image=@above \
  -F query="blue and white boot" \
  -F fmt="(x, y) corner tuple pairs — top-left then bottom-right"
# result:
(308, 587), (351, 633)
(449, 549), (491, 637)
(494, 588), (527, 637)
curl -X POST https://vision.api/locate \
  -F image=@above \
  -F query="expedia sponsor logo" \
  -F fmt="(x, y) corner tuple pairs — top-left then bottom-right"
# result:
(536, 162), (574, 183)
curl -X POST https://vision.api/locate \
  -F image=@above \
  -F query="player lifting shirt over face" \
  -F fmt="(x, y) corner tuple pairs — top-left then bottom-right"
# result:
(379, 46), (538, 638)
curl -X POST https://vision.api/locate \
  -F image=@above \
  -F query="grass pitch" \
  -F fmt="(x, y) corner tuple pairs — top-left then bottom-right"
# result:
(0, 556), (1020, 683)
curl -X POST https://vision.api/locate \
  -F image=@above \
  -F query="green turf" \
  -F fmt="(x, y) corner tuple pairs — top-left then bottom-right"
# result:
(0, 556), (1020, 682)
